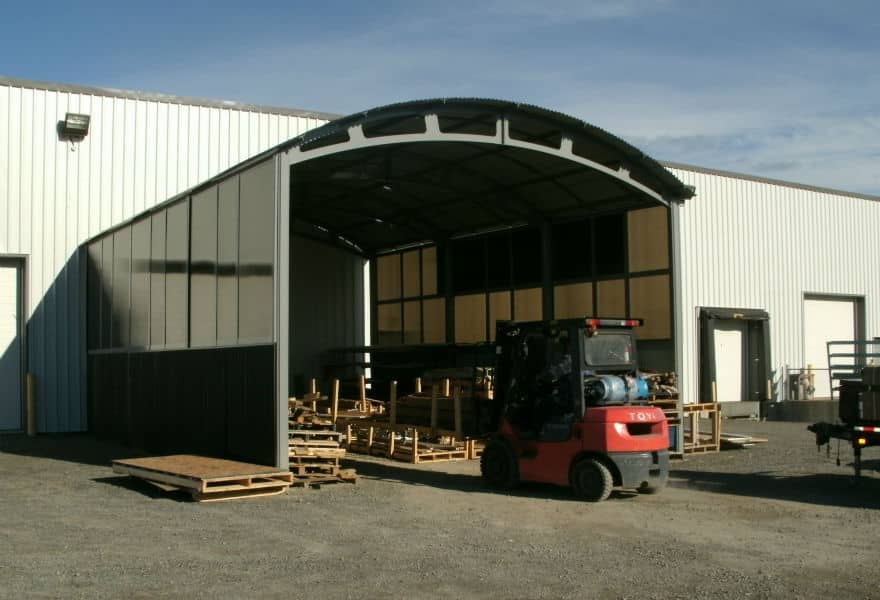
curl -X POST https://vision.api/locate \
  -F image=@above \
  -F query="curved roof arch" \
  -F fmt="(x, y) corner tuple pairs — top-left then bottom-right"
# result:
(282, 99), (692, 253)
(286, 99), (691, 199)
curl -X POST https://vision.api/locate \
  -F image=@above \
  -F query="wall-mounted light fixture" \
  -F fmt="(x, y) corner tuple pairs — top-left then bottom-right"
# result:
(58, 112), (90, 141)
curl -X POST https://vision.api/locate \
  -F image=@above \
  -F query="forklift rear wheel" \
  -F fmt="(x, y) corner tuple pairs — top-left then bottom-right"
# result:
(480, 439), (519, 489)
(570, 458), (613, 502)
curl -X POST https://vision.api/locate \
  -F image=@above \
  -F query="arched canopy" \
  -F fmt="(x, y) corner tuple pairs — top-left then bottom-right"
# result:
(282, 99), (693, 254)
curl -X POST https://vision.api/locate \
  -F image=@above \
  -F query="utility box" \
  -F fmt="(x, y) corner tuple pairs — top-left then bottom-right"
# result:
(839, 367), (880, 424)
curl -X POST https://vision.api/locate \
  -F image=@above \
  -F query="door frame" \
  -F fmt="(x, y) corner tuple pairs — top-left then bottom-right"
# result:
(801, 293), (865, 399)
(0, 255), (27, 433)
(699, 306), (771, 405)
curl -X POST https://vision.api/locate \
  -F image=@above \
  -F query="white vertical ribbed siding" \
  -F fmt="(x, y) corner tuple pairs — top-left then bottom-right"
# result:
(0, 81), (328, 431)
(670, 167), (880, 403)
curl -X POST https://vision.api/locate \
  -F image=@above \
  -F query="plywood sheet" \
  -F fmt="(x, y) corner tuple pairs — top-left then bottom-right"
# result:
(628, 206), (669, 272)
(514, 288), (542, 321)
(597, 279), (625, 317)
(455, 294), (486, 343)
(629, 274), (671, 339)
(554, 282), (593, 319)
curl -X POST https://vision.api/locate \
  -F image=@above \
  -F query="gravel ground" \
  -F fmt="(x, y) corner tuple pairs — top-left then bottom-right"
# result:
(1, 420), (878, 600)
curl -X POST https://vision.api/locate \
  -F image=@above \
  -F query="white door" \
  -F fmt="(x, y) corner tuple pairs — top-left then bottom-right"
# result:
(0, 262), (23, 430)
(714, 320), (746, 403)
(804, 297), (856, 399)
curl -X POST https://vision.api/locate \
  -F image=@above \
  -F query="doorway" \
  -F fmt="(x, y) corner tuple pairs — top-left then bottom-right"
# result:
(803, 294), (864, 399)
(699, 307), (770, 415)
(0, 258), (25, 431)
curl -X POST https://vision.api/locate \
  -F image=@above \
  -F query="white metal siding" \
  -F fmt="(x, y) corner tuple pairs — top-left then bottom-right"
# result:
(670, 167), (880, 403)
(0, 80), (328, 432)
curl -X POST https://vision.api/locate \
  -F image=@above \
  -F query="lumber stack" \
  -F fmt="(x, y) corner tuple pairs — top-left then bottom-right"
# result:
(340, 379), (480, 464)
(111, 455), (293, 502)
(294, 376), (385, 421)
(394, 374), (490, 435)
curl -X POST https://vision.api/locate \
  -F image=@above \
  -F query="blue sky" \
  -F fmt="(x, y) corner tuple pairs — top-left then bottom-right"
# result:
(4, 1), (880, 194)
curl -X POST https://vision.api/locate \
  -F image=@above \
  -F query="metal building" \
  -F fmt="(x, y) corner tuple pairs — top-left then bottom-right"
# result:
(0, 77), (332, 433)
(3, 76), (880, 457)
(668, 163), (880, 415)
(81, 98), (691, 465)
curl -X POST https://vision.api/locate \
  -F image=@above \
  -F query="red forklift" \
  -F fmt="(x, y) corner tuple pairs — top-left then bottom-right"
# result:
(480, 317), (670, 501)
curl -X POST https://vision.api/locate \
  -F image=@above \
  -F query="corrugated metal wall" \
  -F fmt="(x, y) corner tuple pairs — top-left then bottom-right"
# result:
(0, 78), (328, 432)
(669, 166), (880, 402)
(289, 235), (366, 395)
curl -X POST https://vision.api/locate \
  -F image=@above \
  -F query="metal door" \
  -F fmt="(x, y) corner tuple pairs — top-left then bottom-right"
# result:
(714, 320), (747, 402)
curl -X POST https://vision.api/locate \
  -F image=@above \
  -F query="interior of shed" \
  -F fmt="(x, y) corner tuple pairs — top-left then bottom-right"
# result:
(286, 103), (683, 424)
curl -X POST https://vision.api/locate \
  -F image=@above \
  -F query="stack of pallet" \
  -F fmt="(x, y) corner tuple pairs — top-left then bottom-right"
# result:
(288, 378), (358, 487)
(340, 379), (478, 464)
(288, 429), (357, 487)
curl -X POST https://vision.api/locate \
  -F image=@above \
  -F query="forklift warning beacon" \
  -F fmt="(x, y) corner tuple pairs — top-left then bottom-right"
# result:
(481, 317), (670, 501)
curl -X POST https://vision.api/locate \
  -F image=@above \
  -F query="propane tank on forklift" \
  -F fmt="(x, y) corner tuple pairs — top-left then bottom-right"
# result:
(481, 317), (670, 501)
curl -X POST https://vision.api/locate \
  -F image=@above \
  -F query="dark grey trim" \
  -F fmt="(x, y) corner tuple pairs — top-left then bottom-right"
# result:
(0, 75), (340, 121)
(662, 161), (880, 203)
(700, 306), (769, 321)
(78, 247), (88, 429)
(274, 153), (291, 469)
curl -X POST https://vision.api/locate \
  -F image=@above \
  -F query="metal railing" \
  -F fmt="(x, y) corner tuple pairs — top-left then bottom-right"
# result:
(826, 340), (880, 400)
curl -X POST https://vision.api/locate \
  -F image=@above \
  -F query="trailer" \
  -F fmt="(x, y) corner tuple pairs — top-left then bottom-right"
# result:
(808, 340), (880, 479)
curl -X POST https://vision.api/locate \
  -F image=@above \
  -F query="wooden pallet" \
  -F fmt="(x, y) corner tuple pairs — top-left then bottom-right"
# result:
(682, 402), (721, 454)
(345, 422), (472, 464)
(720, 433), (769, 449)
(290, 469), (358, 488)
(112, 455), (293, 502)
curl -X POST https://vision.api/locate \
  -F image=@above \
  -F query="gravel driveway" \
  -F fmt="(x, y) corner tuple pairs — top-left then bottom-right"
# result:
(1, 420), (877, 600)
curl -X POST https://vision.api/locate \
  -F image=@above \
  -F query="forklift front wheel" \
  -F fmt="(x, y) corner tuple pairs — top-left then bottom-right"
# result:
(480, 439), (519, 489)
(571, 458), (613, 502)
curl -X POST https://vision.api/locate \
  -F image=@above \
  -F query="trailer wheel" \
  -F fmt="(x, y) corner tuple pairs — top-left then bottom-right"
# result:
(480, 439), (519, 489)
(570, 458), (613, 502)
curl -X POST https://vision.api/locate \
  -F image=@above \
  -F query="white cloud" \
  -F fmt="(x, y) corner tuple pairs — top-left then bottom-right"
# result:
(110, 7), (880, 195)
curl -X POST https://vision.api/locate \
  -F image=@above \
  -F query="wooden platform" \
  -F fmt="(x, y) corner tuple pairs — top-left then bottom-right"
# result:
(112, 455), (293, 502)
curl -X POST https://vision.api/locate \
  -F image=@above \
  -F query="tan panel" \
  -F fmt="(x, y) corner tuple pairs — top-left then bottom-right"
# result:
(422, 246), (438, 296)
(554, 282), (593, 319)
(629, 275), (671, 340)
(489, 291), (512, 332)
(402, 250), (421, 298)
(377, 302), (401, 345)
(403, 300), (421, 344)
(627, 206), (669, 272)
(514, 288), (543, 321)
(423, 298), (446, 343)
(377, 254), (401, 301)
(455, 294), (487, 343)
(596, 279), (625, 317)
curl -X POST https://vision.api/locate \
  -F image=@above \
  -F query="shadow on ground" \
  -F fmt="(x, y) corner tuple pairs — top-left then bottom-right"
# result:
(342, 456), (639, 503)
(92, 474), (196, 502)
(670, 466), (880, 509)
(0, 433), (147, 467)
